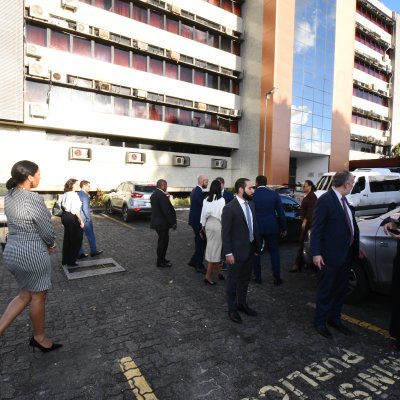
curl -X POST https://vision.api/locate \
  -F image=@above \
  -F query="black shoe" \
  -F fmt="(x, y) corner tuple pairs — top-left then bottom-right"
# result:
(228, 311), (242, 324)
(29, 337), (63, 353)
(273, 278), (283, 286)
(218, 273), (225, 281)
(188, 261), (196, 268)
(237, 304), (258, 316)
(164, 259), (171, 264)
(327, 320), (352, 335)
(253, 277), (262, 284)
(204, 278), (216, 285)
(77, 253), (89, 259)
(314, 325), (333, 339)
(157, 262), (172, 268)
(91, 250), (103, 257)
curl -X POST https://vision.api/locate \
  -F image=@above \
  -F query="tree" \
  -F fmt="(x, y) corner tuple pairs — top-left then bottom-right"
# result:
(392, 143), (400, 158)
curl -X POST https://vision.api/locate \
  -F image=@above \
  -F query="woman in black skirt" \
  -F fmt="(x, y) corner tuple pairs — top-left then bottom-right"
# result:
(384, 219), (400, 351)
(61, 179), (84, 266)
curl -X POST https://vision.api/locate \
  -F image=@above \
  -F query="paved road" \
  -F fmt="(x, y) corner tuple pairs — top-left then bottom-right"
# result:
(0, 211), (398, 400)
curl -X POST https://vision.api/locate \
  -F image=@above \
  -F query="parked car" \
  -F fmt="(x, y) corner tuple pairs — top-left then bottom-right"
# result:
(267, 185), (294, 197)
(303, 207), (399, 304)
(279, 195), (302, 241)
(105, 182), (156, 222)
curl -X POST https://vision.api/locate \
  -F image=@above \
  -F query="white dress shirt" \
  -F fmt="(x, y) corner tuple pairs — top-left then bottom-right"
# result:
(200, 197), (225, 225)
(61, 191), (82, 214)
(332, 188), (354, 233)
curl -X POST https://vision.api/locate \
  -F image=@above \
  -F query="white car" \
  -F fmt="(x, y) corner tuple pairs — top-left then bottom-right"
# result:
(105, 181), (156, 222)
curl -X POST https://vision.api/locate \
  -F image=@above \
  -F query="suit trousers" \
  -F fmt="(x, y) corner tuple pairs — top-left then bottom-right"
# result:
(253, 233), (281, 280)
(80, 219), (97, 254)
(314, 249), (352, 327)
(61, 211), (83, 265)
(190, 226), (206, 268)
(156, 228), (169, 264)
(226, 244), (255, 312)
(294, 228), (308, 269)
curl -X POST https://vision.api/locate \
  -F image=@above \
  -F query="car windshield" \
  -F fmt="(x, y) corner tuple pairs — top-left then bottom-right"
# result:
(134, 185), (156, 193)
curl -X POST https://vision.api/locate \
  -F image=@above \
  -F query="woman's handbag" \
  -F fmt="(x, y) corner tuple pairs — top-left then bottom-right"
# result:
(52, 200), (63, 217)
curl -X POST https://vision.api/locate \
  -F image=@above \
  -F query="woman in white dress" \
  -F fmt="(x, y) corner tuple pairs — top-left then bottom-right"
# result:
(61, 179), (84, 266)
(200, 180), (225, 285)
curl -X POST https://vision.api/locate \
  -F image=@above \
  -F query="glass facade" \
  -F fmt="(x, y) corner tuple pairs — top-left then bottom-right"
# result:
(290, 0), (336, 155)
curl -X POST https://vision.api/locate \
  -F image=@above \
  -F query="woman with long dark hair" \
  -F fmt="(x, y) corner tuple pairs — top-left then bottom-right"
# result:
(0, 160), (61, 352)
(200, 179), (226, 284)
(61, 179), (84, 266)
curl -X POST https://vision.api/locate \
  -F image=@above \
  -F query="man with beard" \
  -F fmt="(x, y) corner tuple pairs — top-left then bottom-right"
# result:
(188, 174), (209, 273)
(222, 178), (260, 323)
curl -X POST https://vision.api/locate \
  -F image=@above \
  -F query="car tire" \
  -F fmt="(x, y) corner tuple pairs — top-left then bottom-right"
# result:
(122, 204), (132, 222)
(106, 200), (114, 214)
(345, 260), (369, 305)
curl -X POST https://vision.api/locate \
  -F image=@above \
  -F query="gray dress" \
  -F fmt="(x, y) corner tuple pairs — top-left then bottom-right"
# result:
(3, 189), (56, 291)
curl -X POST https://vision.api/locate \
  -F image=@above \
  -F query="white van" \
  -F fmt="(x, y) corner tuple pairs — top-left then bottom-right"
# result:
(315, 168), (400, 216)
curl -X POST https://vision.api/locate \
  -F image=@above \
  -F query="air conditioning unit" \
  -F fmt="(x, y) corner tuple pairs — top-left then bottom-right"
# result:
(230, 109), (241, 118)
(29, 102), (48, 118)
(382, 55), (390, 63)
(136, 41), (148, 51)
(61, 0), (79, 11)
(95, 81), (111, 92)
(220, 108), (231, 116)
(370, 83), (378, 91)
(28, 61), (49, 78)
(26, 44), (42, 59)
(383, 130), (390, 137)
(69, 147), (92, 161)
(167, 50), (180, 62)
(67, 76), (78, 85)
(51, 71), (66, 83)
(76, 22), (90, 34)
(29, 3), (49, 20)
(49, 17), (69, 28)
(126, 151), (145, 164)
(211, 159), (227, 169)
(171, 5), (181, 15)
(173, 155), (190, 167)
(194, 102), (207, 111)
(386, 65), (392, 73)
(133, 89), (148, 99)
(99, 29), (110, 40)
(367, 136), (374, 142)
(225, 27), (233, 35)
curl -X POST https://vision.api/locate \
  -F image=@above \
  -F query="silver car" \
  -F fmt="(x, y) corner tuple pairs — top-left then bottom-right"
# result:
(105, 181), (156, 222)
(304, 208), (398, 304)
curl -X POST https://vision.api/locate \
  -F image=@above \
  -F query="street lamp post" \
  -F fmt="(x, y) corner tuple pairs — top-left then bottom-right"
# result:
(262, 87), (278, 176)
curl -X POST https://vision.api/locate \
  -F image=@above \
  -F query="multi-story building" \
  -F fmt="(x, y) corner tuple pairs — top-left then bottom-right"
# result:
(0, 0), (398, 192)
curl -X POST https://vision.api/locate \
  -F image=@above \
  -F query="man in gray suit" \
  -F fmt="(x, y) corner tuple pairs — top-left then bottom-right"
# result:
(222, 178), (260, 323)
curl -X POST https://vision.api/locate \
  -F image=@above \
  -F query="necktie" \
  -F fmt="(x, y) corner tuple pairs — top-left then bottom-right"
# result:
(244, 201), (254, 242)
(341, 196), (354, 245)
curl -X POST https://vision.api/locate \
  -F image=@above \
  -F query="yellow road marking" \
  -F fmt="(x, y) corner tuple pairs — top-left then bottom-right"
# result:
(119, 357), (158, 400)
(306, 302), (392, 339)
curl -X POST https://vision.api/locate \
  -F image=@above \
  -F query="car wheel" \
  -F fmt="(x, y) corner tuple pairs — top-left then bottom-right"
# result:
(106, 200), (114, 214)
(122, 204), (132, 222)
(345, 261), (369, 305)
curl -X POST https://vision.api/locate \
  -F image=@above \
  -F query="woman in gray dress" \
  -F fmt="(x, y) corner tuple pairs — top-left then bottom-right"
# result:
(0, 160), (62, 352)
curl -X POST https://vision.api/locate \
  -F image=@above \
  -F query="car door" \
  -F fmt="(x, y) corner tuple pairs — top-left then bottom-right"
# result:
(113, 183), (127, 210)
(280, 196), (301, 241)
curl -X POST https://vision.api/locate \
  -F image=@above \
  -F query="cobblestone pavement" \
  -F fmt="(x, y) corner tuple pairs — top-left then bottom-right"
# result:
(0, 211), (399, 400)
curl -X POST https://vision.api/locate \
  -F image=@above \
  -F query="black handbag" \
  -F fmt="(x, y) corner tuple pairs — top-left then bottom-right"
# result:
(52, 200), (63, 217)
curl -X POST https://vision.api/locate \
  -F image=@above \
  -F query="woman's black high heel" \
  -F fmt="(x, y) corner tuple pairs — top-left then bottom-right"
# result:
(29, 337), (63, 353)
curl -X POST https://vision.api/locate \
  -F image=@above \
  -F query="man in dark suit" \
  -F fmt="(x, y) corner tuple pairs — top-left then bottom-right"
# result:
(216, 177), (234, 204)
(311, 170), (363, 339)
(222, 178), (260, 323)
(77, 180), (103, 259)
(252, 175), (287, 285)
(150, 179), (177, 268)
(188, 174), (208, 273)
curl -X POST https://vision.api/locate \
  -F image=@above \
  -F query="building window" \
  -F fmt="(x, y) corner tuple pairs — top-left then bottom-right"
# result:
(179, 109), (192, 125)
(221, 0), (232, 12)
(94, 93), (112, 113)
(26, 23), (47, 46)
(220, 36), (231, 52)
(194, 27), (207, 44)
(193, 111), (206, 128)
(114, 97), (130, 116)
(94, 0), (112, 10)
(149, 10), (164, 29)
(166, 17), (179, 34)
(149, 104), (162, 120)
(72, 36), (91, 57)
(114, 0), (130, 17)
(205, 114), (218, 129)
(132, 53), (147, 71)
(149, 58), (163, 75)
(232, 41), (240, 56)
(114, 47), (130, 67)
(180, 66), (192, 83)
(220, 77), (230, 92)
(25, 81), (47, 102)
(165, 62), (178, 79)
(207, 74), (219, 89)
(207, 32), (219, 48)
(132, 100), (147, 118)
(181, 23), (193, 39)
(165, 106), (178, 123)
(194, 70), (206, 86)
(132, 5), (147, 23)
(94, 42), (111, 62)
(50, 30), (69, 51)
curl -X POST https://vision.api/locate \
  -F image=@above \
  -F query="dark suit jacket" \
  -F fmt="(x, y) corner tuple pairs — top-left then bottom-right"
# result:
(300, 191), (317, 230)
(188, 186), (205, 230)
(252, 187), (287, 235)
(311, 189), (359, 266)
(78, 190), (91, 224)
(222, 190), (234, 204)
(150, 189), (176, 230)
(221, 198), (260, 263)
